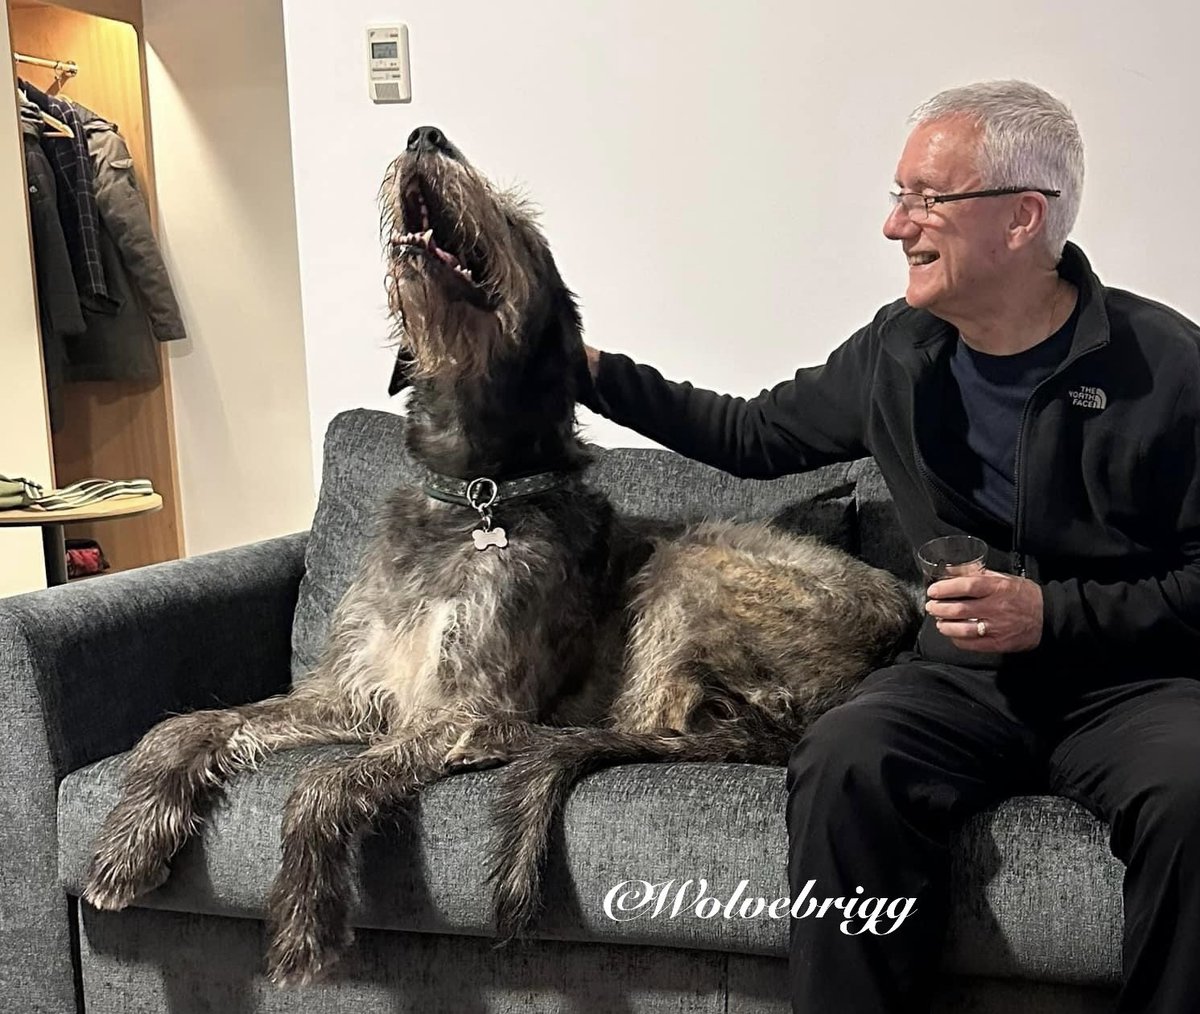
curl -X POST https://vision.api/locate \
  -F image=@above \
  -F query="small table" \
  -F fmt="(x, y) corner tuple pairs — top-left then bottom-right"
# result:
(0, 493), (164, 586)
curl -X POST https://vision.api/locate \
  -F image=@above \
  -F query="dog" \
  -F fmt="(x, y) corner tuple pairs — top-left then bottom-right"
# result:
(81, 125), (919, 985)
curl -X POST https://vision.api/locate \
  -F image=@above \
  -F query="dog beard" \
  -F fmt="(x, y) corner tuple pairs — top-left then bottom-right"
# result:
(388, 269), (506, 383)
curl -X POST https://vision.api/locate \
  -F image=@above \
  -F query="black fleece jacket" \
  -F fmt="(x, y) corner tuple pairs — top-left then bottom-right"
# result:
(582, 243), (1200, 678)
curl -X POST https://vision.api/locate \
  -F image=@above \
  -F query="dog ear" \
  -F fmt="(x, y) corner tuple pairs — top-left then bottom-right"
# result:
(388, 346), (417, 396)
(555, 285), (584, 352)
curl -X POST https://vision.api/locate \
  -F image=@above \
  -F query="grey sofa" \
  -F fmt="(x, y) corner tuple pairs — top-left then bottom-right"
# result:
(1, 408), (1124, 1013)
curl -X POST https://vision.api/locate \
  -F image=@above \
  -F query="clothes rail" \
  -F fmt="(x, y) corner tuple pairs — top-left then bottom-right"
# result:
(12, 51), (79, 80)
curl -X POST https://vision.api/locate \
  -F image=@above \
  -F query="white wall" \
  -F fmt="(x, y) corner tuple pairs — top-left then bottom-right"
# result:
(0, 10), (54, 596)
(281, 0), (1200, 475)
(143, 0), (315, 555)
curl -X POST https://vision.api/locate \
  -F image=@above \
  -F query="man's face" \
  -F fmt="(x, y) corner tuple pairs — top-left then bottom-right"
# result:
(883, 117), (1014, 316)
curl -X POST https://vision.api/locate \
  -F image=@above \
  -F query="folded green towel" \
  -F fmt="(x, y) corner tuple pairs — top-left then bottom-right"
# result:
(0, 475), (45, 510)
(29, 478), (155, 511)
(0, 475), (154, 512)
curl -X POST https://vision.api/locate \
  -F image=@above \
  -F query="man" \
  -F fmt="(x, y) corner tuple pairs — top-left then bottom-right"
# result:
(577, 80), (1200, 1012)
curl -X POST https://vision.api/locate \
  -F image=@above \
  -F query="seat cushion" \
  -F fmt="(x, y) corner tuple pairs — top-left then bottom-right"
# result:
(59, 748), (1122, 987)
(290, 408), (862, 683)
(73, 908), (1117, 1014)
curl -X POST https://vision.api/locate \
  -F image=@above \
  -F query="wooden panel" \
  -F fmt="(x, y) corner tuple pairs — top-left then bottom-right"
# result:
(10, 0), (140, 30)
(1, 1), (55, 594)
(10, 0), (183, 572)
(52, 375), (180, 563)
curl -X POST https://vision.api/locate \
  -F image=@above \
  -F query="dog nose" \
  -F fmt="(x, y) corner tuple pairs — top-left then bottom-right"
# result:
(407, 126), (450, 154)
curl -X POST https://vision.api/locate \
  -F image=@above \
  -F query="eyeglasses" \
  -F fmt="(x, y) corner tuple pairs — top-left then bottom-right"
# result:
(888, 186), (1061, 221)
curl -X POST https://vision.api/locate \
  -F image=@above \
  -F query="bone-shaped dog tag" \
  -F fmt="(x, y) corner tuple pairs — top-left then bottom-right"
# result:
(472, 526), (508, 551)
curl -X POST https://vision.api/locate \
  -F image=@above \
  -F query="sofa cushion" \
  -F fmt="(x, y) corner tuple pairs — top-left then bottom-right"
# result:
(77, 906), (734, 1014)
(59, 748), (1122, 987)
(290, 409), (863, 683)
(73, 907), (1117, 1014)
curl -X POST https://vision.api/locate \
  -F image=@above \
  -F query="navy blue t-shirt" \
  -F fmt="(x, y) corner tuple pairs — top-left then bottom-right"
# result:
(931, 300), (1080, 525)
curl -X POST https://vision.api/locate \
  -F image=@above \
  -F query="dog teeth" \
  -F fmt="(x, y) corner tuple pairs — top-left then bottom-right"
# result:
(393, 228), (476, 285)
(394, 231), (435, 249)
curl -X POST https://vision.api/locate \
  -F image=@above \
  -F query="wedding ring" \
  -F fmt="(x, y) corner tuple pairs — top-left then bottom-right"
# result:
(976, 620), (988, 638)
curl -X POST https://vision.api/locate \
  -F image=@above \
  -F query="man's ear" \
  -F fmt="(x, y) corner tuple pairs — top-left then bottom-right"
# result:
(1008, 192), (1050, 252)
(388, 346), (417, 396)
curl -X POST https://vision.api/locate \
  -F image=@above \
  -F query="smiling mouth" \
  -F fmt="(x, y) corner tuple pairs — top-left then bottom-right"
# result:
(907, 252), (940, 267)
(392, 175), (490, 303)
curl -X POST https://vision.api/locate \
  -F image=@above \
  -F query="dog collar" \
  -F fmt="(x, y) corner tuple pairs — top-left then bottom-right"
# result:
(420, 468), (575, 508)
(422, 468), (577, 553)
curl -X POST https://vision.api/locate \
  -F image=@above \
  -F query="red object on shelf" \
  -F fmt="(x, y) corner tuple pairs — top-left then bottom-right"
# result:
(66, 538), (110, 578)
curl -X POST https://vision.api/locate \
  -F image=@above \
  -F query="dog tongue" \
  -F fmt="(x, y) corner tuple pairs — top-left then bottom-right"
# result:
(416, 229), (462, 269)
(433, 245), (460, 268)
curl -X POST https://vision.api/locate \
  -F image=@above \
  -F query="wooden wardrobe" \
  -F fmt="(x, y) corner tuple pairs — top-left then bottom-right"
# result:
(8, 0), (182, 575)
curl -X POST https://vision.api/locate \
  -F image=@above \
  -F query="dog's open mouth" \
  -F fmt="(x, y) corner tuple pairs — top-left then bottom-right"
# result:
(394, 175), (490, 306)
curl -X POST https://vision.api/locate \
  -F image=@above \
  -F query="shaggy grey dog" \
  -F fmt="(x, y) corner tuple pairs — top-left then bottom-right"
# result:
(81, 125), (919, 985)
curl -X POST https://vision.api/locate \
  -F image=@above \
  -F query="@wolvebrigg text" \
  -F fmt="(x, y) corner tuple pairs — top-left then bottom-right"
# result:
(603, 878), (917, 935)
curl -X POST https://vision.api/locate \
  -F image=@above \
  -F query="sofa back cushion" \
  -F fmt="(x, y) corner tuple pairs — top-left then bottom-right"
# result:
(291, 409), (871, 682)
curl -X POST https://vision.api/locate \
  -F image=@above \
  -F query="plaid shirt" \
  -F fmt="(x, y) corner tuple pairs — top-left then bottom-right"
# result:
(19, 80), (110, 308)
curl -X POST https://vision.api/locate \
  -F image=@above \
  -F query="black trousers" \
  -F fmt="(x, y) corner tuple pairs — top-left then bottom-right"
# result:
(786, 653), (1200, 1013)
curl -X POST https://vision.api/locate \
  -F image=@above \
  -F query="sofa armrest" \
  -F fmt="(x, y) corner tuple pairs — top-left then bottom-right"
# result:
(0, 530), (308, 781)
(0, 531), (307, 1012)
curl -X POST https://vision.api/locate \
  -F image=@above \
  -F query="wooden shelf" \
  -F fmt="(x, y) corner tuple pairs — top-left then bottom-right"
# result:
(0, 492), (162, 526)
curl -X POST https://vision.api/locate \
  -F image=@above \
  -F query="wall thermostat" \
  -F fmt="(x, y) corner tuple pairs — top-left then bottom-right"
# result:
(367, 25), (411, 103)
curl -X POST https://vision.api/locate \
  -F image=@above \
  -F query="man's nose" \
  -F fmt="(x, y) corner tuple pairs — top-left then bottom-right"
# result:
(407, 125), (451, 154)
(883, 201), (918, 241)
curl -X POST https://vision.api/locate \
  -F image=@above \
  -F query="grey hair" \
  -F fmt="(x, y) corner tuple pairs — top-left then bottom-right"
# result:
(910, 80), (1084, 259)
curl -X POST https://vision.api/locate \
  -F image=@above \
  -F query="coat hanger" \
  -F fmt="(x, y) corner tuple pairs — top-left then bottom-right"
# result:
(39, 110), (75, 139)
(16, 81), (75, 139)
(13, 53), (79, 138)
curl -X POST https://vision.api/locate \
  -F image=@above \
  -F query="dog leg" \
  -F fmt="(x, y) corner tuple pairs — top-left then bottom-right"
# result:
(83, 682), (364, 912)
(486, 696), (705, 941)
(488, 610), (756, 940)
(613, 594), (709, 734)
(264, 723), (460, 987)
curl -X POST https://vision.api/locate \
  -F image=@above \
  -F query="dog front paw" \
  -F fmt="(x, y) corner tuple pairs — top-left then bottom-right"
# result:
(81, 853), (170, 911)
(488, 858), (544, 943)
(443, 741), (510, 773)
(265, 906), (353, 988)
(444, 724), (519, 773)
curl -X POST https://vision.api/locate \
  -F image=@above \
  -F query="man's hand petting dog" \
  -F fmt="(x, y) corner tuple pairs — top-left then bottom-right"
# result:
(925, 571), (1044, 653)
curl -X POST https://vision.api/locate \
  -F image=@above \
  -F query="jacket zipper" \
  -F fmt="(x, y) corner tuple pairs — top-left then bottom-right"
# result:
(1010, 396), (1033, 578)
(1011, 343), (1103, 578)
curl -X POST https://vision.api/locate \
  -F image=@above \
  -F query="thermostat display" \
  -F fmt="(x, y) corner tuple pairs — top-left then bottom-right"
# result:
(367, 25), (411, 104)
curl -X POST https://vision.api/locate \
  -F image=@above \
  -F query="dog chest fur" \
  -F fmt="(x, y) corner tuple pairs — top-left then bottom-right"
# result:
(324, 488), (621, 731)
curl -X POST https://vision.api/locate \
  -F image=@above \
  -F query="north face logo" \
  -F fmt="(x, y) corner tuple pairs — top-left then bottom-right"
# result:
(1068, 385), (1107, 410)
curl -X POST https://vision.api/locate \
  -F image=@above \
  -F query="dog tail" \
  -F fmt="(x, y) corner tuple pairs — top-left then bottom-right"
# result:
(487, 720), (791, 942)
